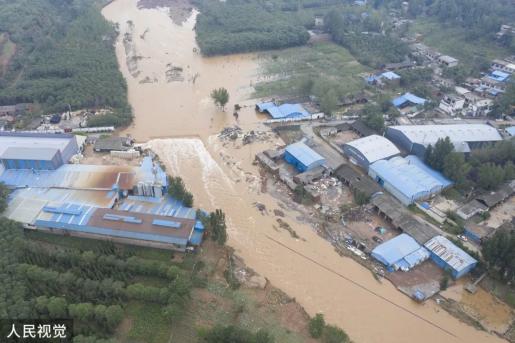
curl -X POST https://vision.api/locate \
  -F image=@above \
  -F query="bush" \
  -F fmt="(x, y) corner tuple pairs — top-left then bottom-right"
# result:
(322, 325), (350, 343)
(309, 313), (325, 338)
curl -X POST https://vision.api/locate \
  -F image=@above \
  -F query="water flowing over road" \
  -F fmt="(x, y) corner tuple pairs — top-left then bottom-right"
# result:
(102, 1), (507, 342)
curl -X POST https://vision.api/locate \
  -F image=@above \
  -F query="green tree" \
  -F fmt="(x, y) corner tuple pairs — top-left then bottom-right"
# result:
(201, 325), (274, 343)
(477, 163), (505, 190)
(168, 176), (194, 207)
(208, 209), (227, 245)
(211, 88), (230, 111)
(105, 305), (124, 330)
(47, 297), (68, 318)
(322, 325), (350, 343)
(309, 313), (325, 338)
(442, 152), (470, 187)
(482, 229), (515, 282)
(0, 182), (9, 213)
(320, 89), (339, 116)
(362, 105), (384, 132)
(425, 137), (454, 171)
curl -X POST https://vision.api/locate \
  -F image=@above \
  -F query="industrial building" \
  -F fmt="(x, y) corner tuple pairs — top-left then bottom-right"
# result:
(371, 233), (430, 272)
(0, 132), (79, 170)
(343, 135), (400, 170)
(424, 235), (477, 279)
(386, 124), (502, 157)
(256, 102), (310, 119)
(463, 223), (494, 244)
(368, 155), (452, 205)
(32, 204), (203, 251)
(0, 132), (205, 251)
(284, 141), (326, 172)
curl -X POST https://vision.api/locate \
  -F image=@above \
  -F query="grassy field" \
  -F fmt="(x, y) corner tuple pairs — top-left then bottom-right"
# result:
(254, 41), (370, 99)
(409, 19), (512, 68)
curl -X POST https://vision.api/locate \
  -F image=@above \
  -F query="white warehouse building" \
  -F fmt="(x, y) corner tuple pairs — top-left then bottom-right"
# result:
(343, 135), (400, 170)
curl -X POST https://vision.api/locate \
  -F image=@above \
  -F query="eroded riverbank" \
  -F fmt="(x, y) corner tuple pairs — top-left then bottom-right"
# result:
(102, 1), (508, 342)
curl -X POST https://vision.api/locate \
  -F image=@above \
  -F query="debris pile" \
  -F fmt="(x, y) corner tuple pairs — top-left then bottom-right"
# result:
(165, 64), (184, 82)
(219, 126), (242, 140)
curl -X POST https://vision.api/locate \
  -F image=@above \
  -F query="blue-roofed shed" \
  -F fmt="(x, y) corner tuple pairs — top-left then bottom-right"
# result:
(368, 155), (452, 205)
(371, 233), (430, 272)
(256, 102), (309, 119)
(489, 70), (510, 82)
(392, 92), (427, 108)
(424, 235), (477, 279)
(284, 142), (326, 172)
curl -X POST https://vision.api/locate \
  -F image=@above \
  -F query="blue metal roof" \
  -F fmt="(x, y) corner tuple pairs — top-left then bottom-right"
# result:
(285, 142), (325, 168)
(506, 126), (515, 136)
(371, 233), (429, 270)
(257, 103), (310, 119)
(424, 235), (477, 273)
(120, 195), (196, 219)
(256, 102), (276, 112)
(489, 70), (510, 82)
(392, 92), (427, 107)
(369, 156), (452, 204)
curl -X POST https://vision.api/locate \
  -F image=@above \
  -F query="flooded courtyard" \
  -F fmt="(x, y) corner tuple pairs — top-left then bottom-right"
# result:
(102, 1), (509, 342)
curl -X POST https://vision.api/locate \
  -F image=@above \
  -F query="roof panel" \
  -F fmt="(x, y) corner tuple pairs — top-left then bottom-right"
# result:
(285, 142), (325, 167)
(388, 124), (502, 145)
(345, 135), (400, 163)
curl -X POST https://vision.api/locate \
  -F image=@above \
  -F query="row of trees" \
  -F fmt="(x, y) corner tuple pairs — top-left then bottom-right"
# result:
(168, 176), (194, 207)
(0, 0), (132, 126)
(425, 138), (515, 190)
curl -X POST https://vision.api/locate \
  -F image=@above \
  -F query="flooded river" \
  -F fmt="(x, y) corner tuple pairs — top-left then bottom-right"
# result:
(102, 1), (507, 342)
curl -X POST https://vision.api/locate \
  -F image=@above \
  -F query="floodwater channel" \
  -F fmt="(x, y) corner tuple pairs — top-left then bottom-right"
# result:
(102, 1), (508, 342)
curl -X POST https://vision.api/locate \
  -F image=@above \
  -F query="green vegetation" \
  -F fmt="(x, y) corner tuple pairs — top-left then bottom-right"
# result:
(255, 42), (369, 112)
(199, 325), (274, 343)
(168, 176), (194, 207)
(199, 209), (228, 246)
(482, 229), (515, 283)
(210, 87), (230, 111)
(0, 181), (9, 213)
(361, 104), (385, 132)
(0, 0), (131, 126)
(194, 0), (312, 55)
(352, 188), (370, 206)
(325, 10), (409, 68)
(308, 313), (350, 343)
(308, 313), (325, 338)
(426, 138), (515, 191)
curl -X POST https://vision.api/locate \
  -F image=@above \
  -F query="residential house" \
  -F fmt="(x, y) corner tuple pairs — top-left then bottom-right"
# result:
(438, 94), (465, 116)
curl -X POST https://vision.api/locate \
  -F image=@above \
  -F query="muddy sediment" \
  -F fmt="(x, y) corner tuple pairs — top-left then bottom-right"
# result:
(101, 1), (508, 342)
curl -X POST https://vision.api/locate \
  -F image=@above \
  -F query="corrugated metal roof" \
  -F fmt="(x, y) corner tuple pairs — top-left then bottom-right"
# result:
(285, 142), (325, 168)
(392, 92), (427, 107)
(0, 132), (76, 157)
(259, 103), (310, 119)
(387, 124), (502, 146)
(34, 204), (195, 245)
(1, 146), (59, 161)
(424, 235), (477, 272)
(345, 134), (400, 163)
(0, 156), (164, 190)
(371, 233), (429, 271)
(380, 71), (400, 80)
(369, 156), (452, 202)
(119, 195), (196, 219)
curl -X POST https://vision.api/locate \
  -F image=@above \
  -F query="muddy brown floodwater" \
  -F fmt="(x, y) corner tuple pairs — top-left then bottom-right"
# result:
(102, 1), (508, 342)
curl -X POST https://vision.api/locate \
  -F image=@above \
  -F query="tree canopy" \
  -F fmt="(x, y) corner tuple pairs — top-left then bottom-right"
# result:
(210, 88), (230, 111)
(0, 0), (131, 126)
(482, 229), (515, 283)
